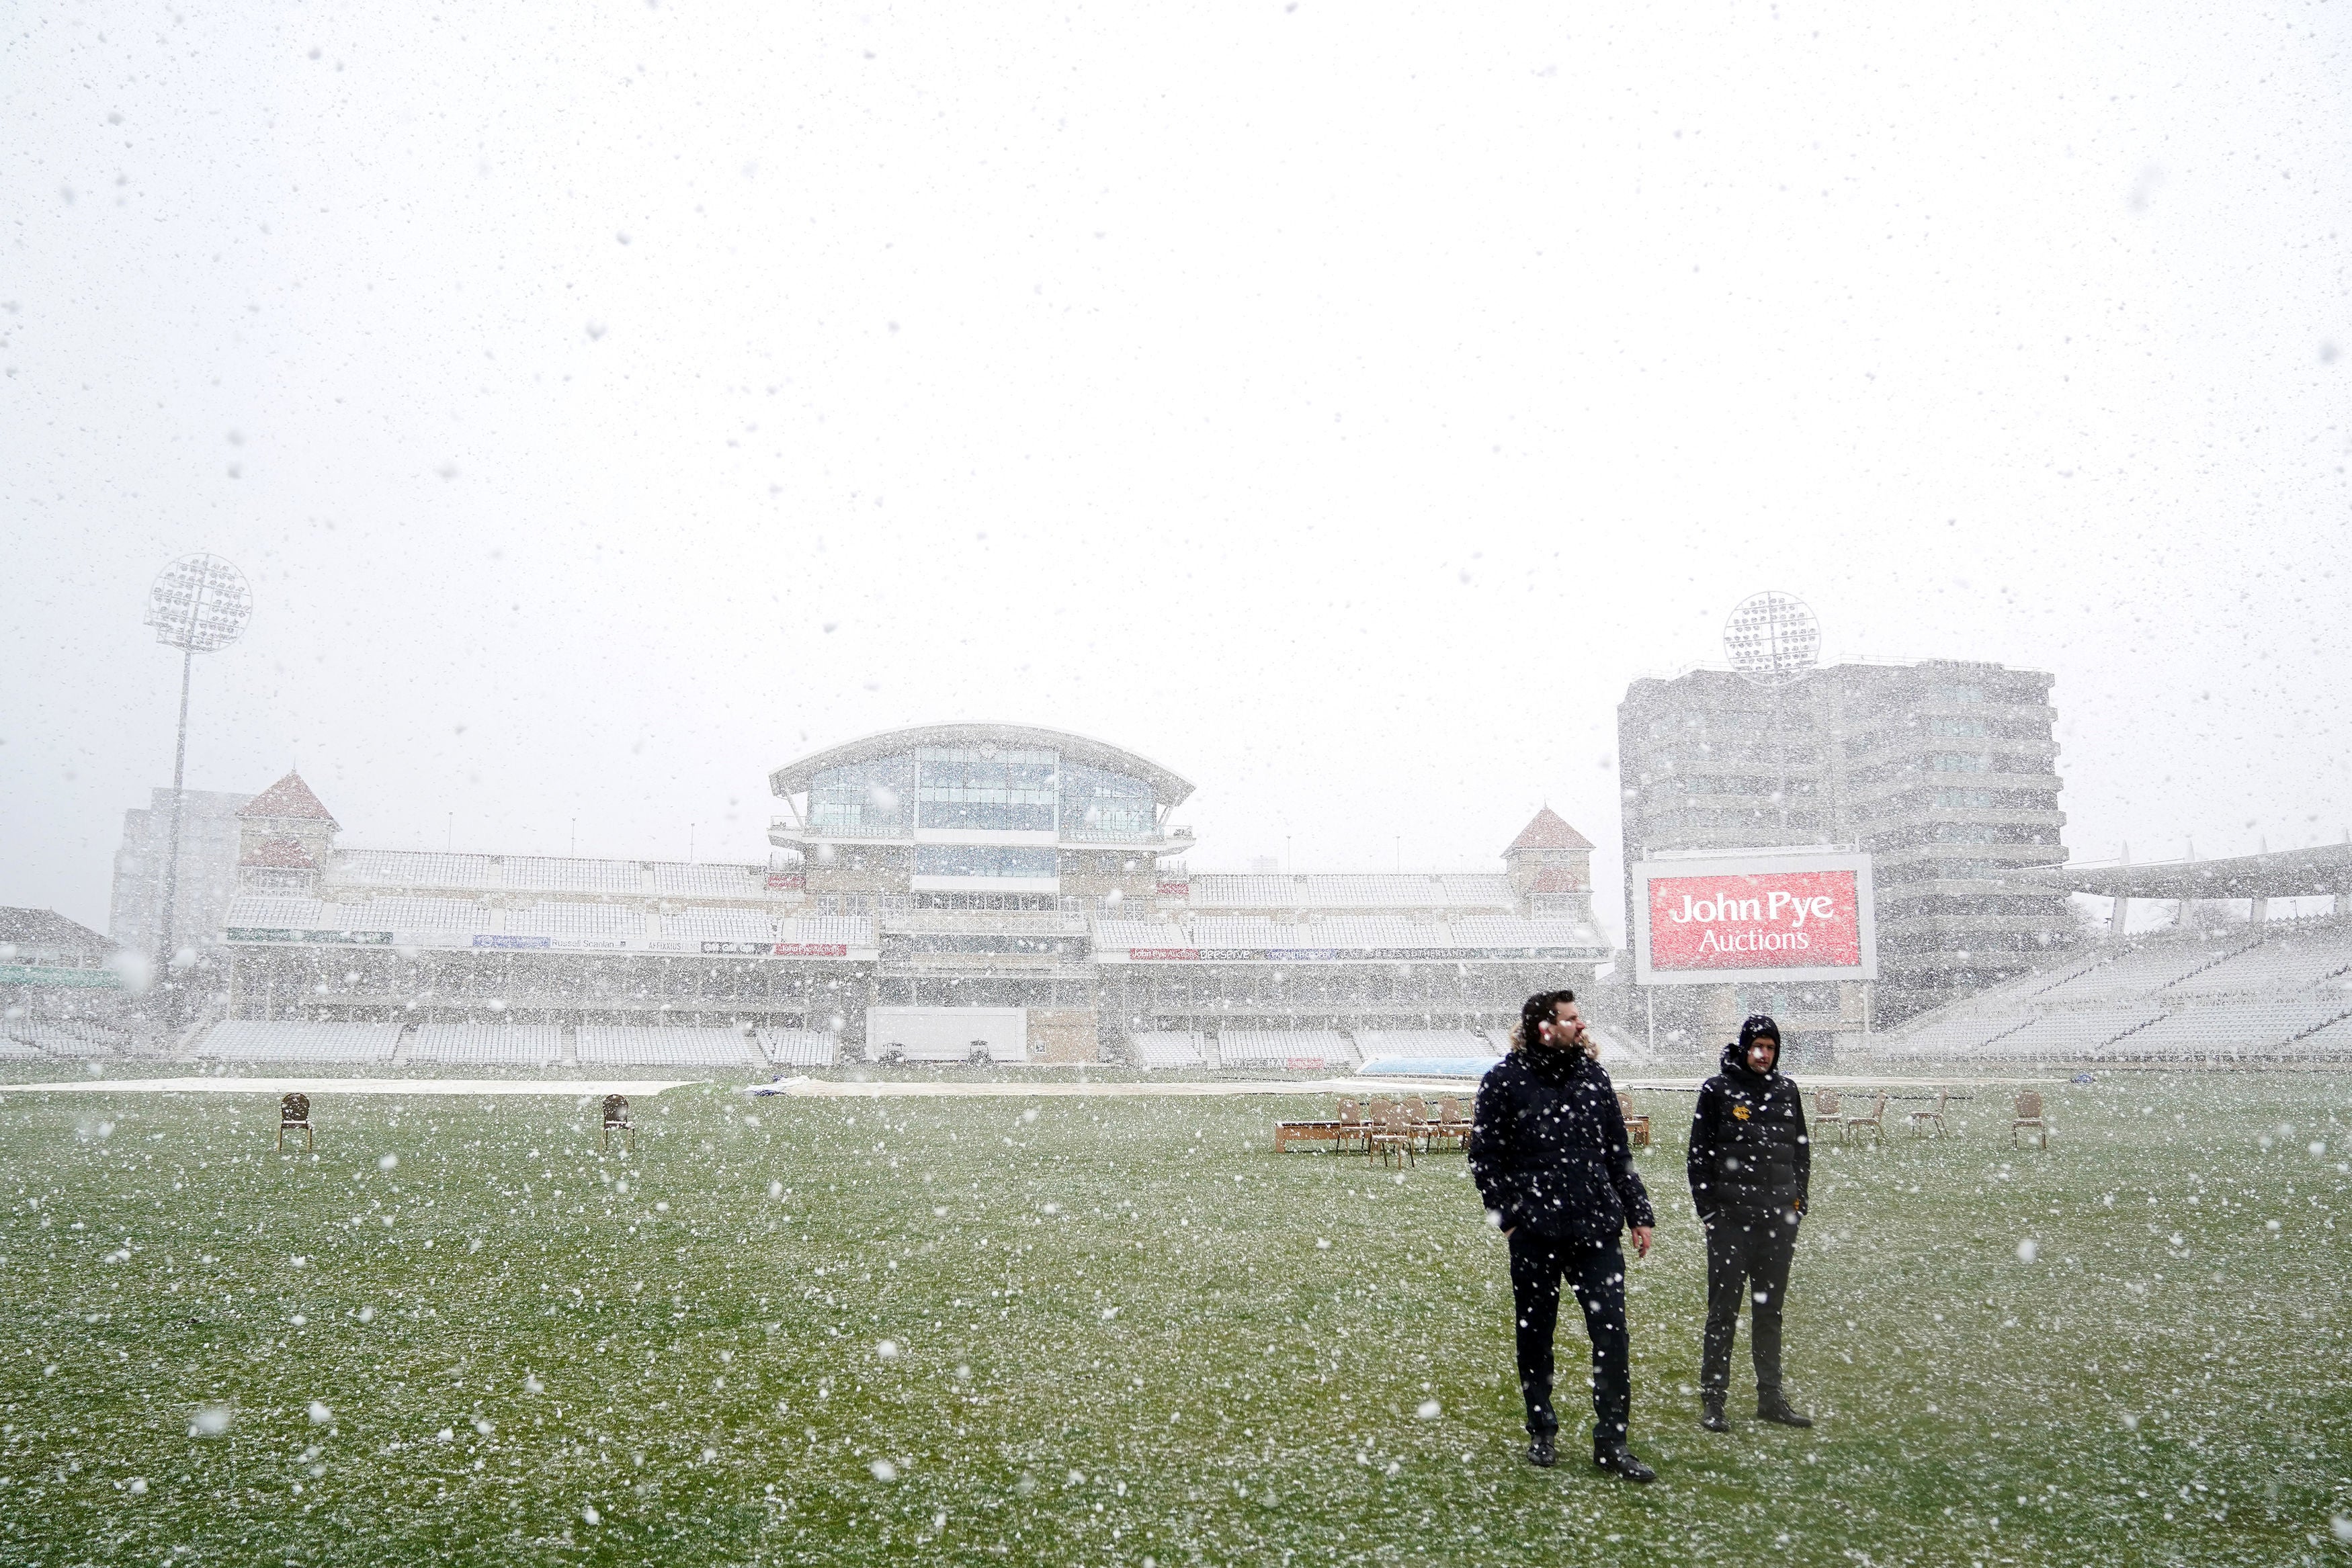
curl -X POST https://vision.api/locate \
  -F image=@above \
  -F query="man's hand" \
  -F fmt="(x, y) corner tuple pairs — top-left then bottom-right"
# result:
(1630, 1226), (1653, 1260)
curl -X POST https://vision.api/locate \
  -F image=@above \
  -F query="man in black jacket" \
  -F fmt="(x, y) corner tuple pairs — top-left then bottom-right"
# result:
(1468, 989), (1656, 1481)
(1687, 1014), (1814, 1432)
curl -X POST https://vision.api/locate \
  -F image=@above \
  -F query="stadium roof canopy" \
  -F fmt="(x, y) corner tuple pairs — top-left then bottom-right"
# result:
(768, 723), (1195, 808)
(2017, 842), (2352, 900)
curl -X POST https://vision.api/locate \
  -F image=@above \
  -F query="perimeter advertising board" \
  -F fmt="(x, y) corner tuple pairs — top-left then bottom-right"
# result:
(1630, 851), (1875, 986)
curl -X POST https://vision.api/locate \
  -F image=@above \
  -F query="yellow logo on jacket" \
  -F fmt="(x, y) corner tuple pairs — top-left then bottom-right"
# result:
(1732, 1103), (1752, 1121)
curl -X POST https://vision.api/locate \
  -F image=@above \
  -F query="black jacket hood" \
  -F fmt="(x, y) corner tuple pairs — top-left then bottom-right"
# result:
(1720, 1040), (1779, 1089)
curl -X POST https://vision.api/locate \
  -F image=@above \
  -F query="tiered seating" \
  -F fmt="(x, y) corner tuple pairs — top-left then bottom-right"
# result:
(2107, 998), (2352, 1058)
(575, 1027), (755, 1068)
(1087, 920), (1177, 952)
(1308, 919), (1456, 950)
(1448, 916), (1603, 949)
(2292, 1013), (2352, 1057)
(1185, 875), (1298, 909)
(336, 851), (498, 889)
(1435, 875), (1516, 907)
(1130, 1031), (1207, 1068)
(1189, 918), (1293, 948)
(223, 896), (329, 930)
(2162, 932), (2352, 999)
(1185, 873), (1515, 910)
(197, 1020), (403, 1064)
(651, 862), (765, 897)
(780, 916), (874, 947)
(664, 910), (777, 944)
(0, 1037), (42, 1061)
(1214, 1030), (1352, 1067)
(506, 857), (642, 895)
(407, 1024), (564, 1067)
(756, 1029), (839, 1067)
(1974, 1007), (2161, 1058)
(339, 898), (483, 934)
(2035, 939), (2259, 1004)
(1302, 876), (1456, 908)
(1876, 1010), (2035, 1059)
(504, 902), (642, 941)
(1351, 1030), (1496, 1059)
(3, 1018), (129, 1057)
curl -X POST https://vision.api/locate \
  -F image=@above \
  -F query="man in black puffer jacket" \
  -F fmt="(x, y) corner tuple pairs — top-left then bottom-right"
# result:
(1469, 989), (1656, 1481)
(1687, 1014), (1814, 1432)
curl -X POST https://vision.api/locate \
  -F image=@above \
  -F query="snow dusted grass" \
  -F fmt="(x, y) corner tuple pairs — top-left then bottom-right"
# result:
(1, 1071), (2347, 1565)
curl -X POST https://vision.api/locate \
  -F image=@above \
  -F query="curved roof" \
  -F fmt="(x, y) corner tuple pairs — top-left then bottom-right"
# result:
(768, 723), (1194, 808)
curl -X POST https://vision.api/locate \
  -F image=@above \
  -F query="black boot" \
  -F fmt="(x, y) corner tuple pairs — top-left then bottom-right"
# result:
(1699, 1391), (1729, 1432)
(1593, 1444), (1656, 1483)
(1525, 1431), (1556, 1468)
(1757, 1390), (1813, 1428)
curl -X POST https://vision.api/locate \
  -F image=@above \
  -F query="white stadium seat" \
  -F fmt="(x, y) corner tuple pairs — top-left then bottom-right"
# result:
(2035, 939), (2263, 1005)
(223, 896), (329, 930)
(650, 862), (766, 897)
(1213, 1030), (1351, 1067)
(756, 1029), (839, 1067)
(505, 857), (642, 895)
(1351, 1029), (1497, 1059)
(336, 851), (499, 889)
(665, 910), (779, 944)
(2161, 932), (2352, 1000)
(575, 1027), (757, 1068)
(1129, 1031), (1207, 1068)
(197, 1020), (405, 1064)
(407, 1024), (565, 1067)
(504, 902), (643, 941)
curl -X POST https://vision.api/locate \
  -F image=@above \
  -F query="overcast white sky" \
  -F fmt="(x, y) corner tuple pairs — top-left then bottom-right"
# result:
(5, 1), (2347, 939)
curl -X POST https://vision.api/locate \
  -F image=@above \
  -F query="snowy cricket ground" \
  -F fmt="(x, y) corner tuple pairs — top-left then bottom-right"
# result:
(1, 1068), (2347, 1565)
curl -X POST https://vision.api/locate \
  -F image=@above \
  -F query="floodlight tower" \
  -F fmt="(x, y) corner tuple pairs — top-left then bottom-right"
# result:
(144, 554), (253, 995)
(1723, 591), (1821, 831)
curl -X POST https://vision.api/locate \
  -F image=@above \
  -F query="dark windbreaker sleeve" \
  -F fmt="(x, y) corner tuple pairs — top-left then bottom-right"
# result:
(1599, 1074), (1655, 1229)
(1466, 1068), (1522, 1229)
(1789, 1082), (1812, 1213)
(1687, 1080), (1722, 1219)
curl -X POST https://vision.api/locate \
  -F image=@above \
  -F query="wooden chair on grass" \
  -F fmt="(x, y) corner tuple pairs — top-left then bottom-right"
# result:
(1400, 1096), (1433, 1151)
(1432, 1097), (1472, 1150)
(1906, 1087), (1951, 1138)
(1367, 1101), (1417, 1169)
(2012, 1090), (2050, 1149)
(601, 1094), (635, 1152)
(1843, 1094), (1888, 1146)
(1814, 1089), (1844, 1145)
(276, 1092), (313, 1153)
(1616, 1092), (1651, 1151)
(1336, 1099), (1369, 1154)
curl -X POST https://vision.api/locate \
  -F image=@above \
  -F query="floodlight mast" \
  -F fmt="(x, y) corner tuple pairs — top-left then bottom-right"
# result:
(1724, 591), (1821, 834)
(144, 555), (252, 1009)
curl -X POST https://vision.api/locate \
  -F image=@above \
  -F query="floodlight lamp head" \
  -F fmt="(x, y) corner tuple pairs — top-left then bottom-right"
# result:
(1724, 591), (1820, 687)
(146, 554), (253, 654)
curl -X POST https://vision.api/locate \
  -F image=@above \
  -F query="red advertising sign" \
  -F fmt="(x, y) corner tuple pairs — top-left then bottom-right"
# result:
(1632, 852), (1875, 985)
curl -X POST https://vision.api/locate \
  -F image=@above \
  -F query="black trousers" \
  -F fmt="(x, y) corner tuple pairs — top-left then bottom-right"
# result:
(1700, 1212), (1798, 1398)
(1508, 1231), (1630, 1449)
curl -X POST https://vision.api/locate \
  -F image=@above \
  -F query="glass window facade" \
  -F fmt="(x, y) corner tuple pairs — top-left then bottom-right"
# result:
(913, 844), (1058, 880)
(807, 754), (914, 834)
(1060, 761), (1154, 838)
(915, 746), (1058, 830)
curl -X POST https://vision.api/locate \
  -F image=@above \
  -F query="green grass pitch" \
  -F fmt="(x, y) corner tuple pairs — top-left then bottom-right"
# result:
(1, 1070), (2347, 1565)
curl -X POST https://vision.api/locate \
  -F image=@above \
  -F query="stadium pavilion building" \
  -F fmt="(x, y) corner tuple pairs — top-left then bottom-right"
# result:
(202, 725), (1608, 1072)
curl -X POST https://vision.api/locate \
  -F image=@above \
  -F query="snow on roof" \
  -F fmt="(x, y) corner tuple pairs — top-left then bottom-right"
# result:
(239, 771), (339, 828)
(1507, 807), (1593, 853)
